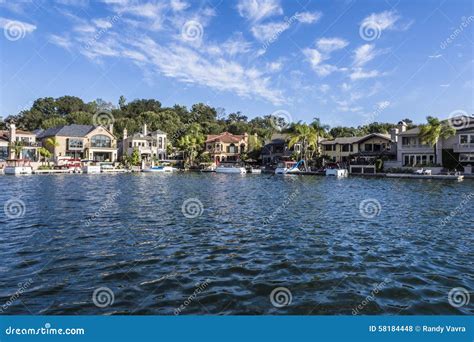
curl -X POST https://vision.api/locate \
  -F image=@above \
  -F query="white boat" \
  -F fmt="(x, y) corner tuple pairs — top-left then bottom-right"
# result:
(275, 160), (303, 174)
(325, 168), (348, 177)
(215, 163), (246, 174)
(142, 166), (174, 173)
(4, 159), (33, 175)
(248, 167), (262, 174)
(82, 165), (101, 174)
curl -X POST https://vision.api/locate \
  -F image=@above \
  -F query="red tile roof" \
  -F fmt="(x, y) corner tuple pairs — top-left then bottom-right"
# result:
(206, 132), (246, 143)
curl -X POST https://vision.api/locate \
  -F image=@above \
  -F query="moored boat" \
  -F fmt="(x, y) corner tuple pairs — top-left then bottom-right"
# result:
(324, 163), (348, 177)
(4, 159), (33, 175)
(142, 165), (174, 173)
(215, 163), (246, 174)
(275, 160), (304, 174)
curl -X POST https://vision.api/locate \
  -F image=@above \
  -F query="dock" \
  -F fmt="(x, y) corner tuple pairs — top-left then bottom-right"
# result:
(386, 173), (464, 181)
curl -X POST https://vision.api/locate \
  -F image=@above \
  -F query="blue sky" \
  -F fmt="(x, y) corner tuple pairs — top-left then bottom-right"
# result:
(1, 0), (473, 127)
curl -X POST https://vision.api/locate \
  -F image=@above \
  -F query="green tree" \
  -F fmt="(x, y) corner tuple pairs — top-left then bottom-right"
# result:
(44, 137), (60, 155)
(9, 140), (24, 159)
(419, 116), (456, 164)
(41, 117), (68, 129)
(177, 124), (205, 166)
(67, 111), (93, 125)
(130, 148), (141, 166)
(287, 123), (318, 170)
(38, 147), (52, 162)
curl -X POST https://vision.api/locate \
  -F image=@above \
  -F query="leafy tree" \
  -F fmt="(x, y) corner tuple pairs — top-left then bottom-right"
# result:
(130, 148), (141, 166)
(419, 116), (456, 164)
(9, 140), (24, 159)
(67, 111), (93, 125)
(38, 147), (52, 162)
(44, 137), (60, 155)
(288, 123), (318, 170)
(42, 117), (68, 129)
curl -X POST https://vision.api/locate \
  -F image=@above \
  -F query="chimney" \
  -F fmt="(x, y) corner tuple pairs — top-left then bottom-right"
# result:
(9, 123), (16, 143)
(108, 124), (114, 134)
(123, 128), (128, 140)
(390, 128), (399, 142)
(397, 121), (407, 133)
(143, 123), (148, 136)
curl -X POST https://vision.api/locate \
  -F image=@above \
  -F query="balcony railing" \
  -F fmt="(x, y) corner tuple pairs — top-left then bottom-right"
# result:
(453, 143), (474, 152)
(401, 144), (432, 149)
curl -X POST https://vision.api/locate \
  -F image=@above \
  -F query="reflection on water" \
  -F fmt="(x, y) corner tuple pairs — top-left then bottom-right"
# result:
(0, 173), (472, 315)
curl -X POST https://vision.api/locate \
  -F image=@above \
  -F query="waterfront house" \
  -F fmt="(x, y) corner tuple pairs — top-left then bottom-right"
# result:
(36, 124), (118, 162)
(320, 133), (395, 164)
(394, 121), (439, 167)
(205, 132), (248, 163)
(0, 124), (40, 161)
(261, 133), (302, 165)
(121, 124), (168, 161)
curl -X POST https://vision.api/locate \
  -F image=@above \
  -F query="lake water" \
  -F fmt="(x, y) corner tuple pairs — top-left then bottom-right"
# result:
(0, 173), (472, 315)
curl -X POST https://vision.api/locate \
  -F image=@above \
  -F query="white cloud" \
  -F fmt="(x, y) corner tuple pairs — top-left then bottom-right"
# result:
(319, 84), (330, 93)
(0, 17), (36, 34)
(353, 44), (377, 66)
(251, 21), (288, 42)
(266, 61), (283, 72)
(316, 37), (348, 53)
(49, 34), (73, 49)
(296, 11), (322, 24)
(349, 68), (380, 80)
(361, 10), (399, 31)
(429, 54), (442, 58)
(237, 0), (283, 22)
(439, 84), (450, 87)
(170, 0), (189, 12)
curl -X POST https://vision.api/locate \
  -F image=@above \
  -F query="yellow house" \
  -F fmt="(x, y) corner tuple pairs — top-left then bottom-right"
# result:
(205, 132), (248, 163)
(37, 124), (118, 162)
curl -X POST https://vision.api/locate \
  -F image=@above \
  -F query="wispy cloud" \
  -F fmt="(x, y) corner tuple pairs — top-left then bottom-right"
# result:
(429, 54), (442, 58)
(296, 11), (322, 24)
(316, 37), (349, 53)
(304, 37), (348, 77)
(237, 0), (283, 23)
(360, 10), (407, 33)
(0, 17), (36, 34)
(349, 68), (380, 81)
(352, 44), (387, 66)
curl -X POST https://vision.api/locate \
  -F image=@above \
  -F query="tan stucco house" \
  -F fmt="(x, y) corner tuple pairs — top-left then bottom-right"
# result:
(205, 132), (248, 163)
(36, 124), (118, 162)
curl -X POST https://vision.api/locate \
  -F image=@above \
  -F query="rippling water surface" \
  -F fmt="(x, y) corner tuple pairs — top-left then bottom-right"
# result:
(0, 173), (472, 315)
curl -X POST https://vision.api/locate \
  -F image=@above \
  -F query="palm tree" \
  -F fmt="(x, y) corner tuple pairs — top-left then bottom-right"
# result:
(9, 140), (24, 159)
(44, 137), (60, 154)
(287, 123), (318, 170)
(177, 124), (205, 166)
(419, 116), (456, 165)
(37, 147), (51, 162)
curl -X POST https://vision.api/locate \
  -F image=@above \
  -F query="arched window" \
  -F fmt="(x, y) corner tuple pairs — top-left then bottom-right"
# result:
(91, 135), (111, 148)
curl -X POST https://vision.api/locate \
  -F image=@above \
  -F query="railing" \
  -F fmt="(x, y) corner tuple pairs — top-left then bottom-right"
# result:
(401, 144), (432, 149)
(20, 141), (42, 147)
(84, 143), (117, 149)
(453, 143), (474, 152)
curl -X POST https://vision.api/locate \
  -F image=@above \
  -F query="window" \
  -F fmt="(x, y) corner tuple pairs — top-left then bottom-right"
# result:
(364, 144), (373, 152)
(373, 144), (381, 152)
(91, 135), (111, 148)
(460, 135), (468, 144)
(0, 146), (8, 159)
(342, 144), (352, 152)
(158, 137), (163, 149)
(324, 145), (334, 151)
(403, 154), (435, 166)
(129, 142), (132, 148)
(460, 154), (474, 162)
(67, 138), (83, 150)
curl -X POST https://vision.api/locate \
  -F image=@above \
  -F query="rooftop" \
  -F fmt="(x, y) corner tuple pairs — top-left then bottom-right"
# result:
(206, 132), (246, 143)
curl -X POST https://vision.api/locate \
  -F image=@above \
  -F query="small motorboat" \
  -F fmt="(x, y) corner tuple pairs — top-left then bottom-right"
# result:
(4, 159), (33, 175)
(215, 163), (246, 174)
(142, 165), (174, 173)
(275, 160), (304, 174)
(325, 163), (348, 177)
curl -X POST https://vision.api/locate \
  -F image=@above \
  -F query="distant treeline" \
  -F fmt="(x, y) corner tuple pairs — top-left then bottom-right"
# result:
(1, 95), (415, 143)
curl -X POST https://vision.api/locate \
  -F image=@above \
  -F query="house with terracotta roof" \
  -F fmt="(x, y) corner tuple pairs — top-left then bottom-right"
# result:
(205, 132), (248, 163)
